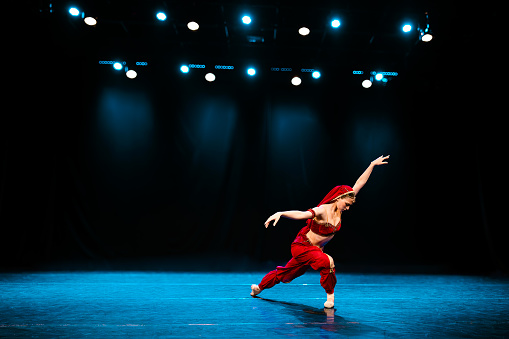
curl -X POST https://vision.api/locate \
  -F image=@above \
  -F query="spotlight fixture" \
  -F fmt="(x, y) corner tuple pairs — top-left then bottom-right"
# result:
(291, 77), (302, 86)
(421, 33), (433, 42)
(205, 73), (216, 82)
(187, 21), (199, 31)
(331, 19), (340, 28)
(113, 62), (123, 71)
(180, 65), (190, 73)
(311, 71), (321, 79)
(68, 7), (80, 16)
(362, 80), (372, 88)
(402, 24), (412, 33)
(353, 70), (398, 87)
(156, 12), (167, 21)
(242, 15), (252, 24)
(298, 27), (310, 36)
(126, 70), (137, 79)
(247, 68), (256, 76)
(84, 17), (97, 26)
(418, 12), (433, 42)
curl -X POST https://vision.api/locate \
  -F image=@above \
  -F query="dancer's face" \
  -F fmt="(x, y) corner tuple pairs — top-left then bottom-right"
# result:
(336, 197), (354, 212)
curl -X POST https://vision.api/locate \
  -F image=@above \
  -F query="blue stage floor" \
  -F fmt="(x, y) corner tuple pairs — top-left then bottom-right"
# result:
(1, 272), (508, 338)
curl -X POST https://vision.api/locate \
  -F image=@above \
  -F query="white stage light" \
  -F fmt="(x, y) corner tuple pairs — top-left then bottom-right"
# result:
(205, 73), (216, 82)
(84, 17), (97, 26)
(242, 16), (252, 24)
(362, 80), (372, 88)
(421, 33), (433, 42)
(180, 65), (190, 73)
(291, 77), (302, 86)
(299, 27), (310, 36)
(331, 19), (340, 28)
(126, 70), (137, 79)
(156, 12), (167, 21)
(187, 21), (199, 31)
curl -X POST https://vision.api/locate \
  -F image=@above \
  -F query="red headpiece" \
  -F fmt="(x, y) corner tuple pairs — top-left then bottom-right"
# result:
(304, 185), (354, 229)
(317, 185), (354, 206)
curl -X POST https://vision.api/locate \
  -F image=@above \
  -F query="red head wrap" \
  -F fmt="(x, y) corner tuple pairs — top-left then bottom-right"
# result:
(304, 185), (354, 229)
(316, 185), (354, 206)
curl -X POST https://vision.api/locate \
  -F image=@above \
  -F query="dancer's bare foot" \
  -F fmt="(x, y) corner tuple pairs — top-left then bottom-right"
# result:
(324, 293), (334, 308)
(250, 284), (261, 296)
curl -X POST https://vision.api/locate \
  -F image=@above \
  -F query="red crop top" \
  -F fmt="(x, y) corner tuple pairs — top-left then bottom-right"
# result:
(306, 208), (341, 236)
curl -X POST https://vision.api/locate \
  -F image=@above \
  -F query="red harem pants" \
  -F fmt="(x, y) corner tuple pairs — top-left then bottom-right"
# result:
(257, 242), (336, 294)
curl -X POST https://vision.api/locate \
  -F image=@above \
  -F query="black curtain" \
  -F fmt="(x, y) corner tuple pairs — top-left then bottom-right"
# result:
(2, 3), (505, 274)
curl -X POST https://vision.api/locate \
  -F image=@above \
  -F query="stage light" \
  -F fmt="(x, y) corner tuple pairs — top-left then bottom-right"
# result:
(113, 62), (123, 71)
(291, 77), (302, 86)
(311, 71), (321, 79)
(187, 21), (199, 31)
(156, 12), (167, 21)
(418, 12), (433, 42)
(180, 65), (189, 73)
(375, 73), (384, 81)
(69, 7), (80, 16)
(247, 68), (256, 76)
(299, 27), (310, 36)
(362, 80), (372, 88)
(84, 17), (97, 26)
(331, 19), (340, 28)
(421, 33), (433, 42)
(126, 70), (137, 79)
(402, 24), (412, 33)
(242, 16), (252, 24)
(205, 73), (216, 82)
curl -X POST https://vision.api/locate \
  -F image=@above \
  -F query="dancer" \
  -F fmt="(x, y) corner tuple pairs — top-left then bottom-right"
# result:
(251, 155), (389, 308)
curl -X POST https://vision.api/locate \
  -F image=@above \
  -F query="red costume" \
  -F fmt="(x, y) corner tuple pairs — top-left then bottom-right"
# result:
(257, 185), (354, 295)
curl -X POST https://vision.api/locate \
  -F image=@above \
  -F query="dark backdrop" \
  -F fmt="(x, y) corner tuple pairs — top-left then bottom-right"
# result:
(1, 2), (504, 274)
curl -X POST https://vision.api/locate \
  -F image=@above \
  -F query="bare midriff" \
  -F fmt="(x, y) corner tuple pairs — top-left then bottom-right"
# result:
(306, 229), (334, 249)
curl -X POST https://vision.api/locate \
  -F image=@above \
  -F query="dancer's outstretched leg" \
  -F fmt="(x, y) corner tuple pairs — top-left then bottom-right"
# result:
(251, 257), (308, 296)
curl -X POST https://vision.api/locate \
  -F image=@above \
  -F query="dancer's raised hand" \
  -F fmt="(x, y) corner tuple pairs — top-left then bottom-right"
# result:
(371, 155), (390, 166)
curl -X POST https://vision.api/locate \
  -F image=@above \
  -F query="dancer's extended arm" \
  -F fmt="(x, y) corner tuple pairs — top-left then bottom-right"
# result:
(264, 210), (316, 228)
(352, 155), (390, 195)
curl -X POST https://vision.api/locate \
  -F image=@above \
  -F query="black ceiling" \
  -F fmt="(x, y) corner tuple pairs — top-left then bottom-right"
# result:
(38, 1), (448, 67)
(27, 0), (503, 93)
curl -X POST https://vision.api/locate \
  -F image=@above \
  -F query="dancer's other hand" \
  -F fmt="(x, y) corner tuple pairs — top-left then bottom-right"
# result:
(371, 155), (390, 166)
(264, 212), (282, 228)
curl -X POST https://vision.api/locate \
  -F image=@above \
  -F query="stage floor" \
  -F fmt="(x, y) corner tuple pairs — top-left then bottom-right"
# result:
(1, 271), (508, 338)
